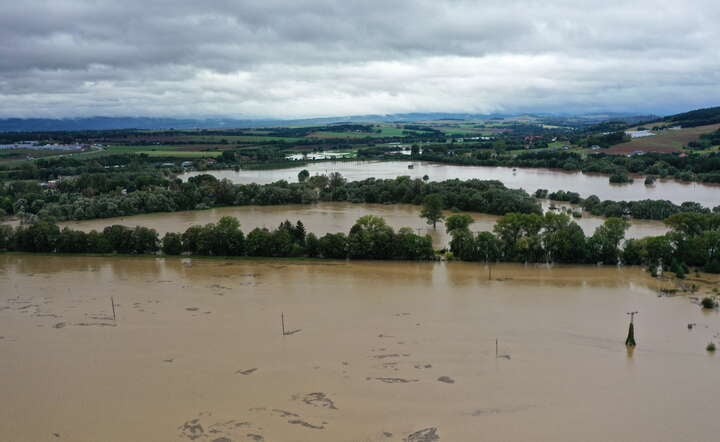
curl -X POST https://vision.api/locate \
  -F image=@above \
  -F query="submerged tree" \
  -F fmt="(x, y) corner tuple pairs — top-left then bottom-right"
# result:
(420, 193), (445, 229)
(445, 213), (474, 233)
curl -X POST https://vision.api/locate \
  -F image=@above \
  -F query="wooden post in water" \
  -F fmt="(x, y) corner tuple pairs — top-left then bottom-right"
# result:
(625, 311), (638, 347)
(496, 338), (498, 357)
(111, 297), (116, 321)
(281, 313), (286, 336)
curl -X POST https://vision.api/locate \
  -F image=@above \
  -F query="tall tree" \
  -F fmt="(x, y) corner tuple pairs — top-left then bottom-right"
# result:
(298, 169), (310, 183)
(445, 213), (474, 233)
(420, 193), (445, 229)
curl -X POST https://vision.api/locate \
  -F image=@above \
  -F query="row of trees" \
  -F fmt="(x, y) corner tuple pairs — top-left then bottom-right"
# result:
(535, 188), (717, 220)
(444, 211), (720, 273)
(446, 212), (627, 264)
(0, 215), (434, 261)
(3, 174), (542, 222)
(3, 170), (717, 231)
(2, 212), (719, 273)
(415, 149), (720, 183)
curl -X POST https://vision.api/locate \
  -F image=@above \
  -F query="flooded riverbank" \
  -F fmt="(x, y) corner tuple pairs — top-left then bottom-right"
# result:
(55, 202), (668, 248)
(1, 255), (719, 441)
(181, 161), (720, 208)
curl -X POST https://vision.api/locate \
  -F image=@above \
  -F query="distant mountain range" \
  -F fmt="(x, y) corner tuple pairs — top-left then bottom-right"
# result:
(0, 110), (695, 132)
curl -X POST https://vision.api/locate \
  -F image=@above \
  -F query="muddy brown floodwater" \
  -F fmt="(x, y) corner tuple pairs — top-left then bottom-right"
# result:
(57, 202), (668, 248)
(1, 255), (719, 441)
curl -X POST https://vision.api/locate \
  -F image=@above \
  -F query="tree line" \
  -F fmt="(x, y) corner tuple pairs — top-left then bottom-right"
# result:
(2, 174), (541, 222)
(535, 189), (717, 220)
(0, 215), (434, 261)
(414, 149), (720, 184)
(2, 212), (719, 275)
(444, 211), (720, 274)
(3, 170), (717, 226)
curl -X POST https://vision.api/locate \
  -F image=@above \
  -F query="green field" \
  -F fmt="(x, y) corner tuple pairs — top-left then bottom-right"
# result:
(307, 125), (408, 138)
(182, 135), (306, 143)
(102, 145), (223, 158)
(141, 150), (222, 158)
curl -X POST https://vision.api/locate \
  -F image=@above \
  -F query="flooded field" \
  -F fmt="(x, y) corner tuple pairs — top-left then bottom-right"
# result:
(57, 202), (668, 248)
(181, 161), (720, 208)
(1, 255), (719, 441)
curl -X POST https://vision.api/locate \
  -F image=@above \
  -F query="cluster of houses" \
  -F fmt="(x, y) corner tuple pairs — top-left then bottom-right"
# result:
(451, 136), (494, 143)
(0, 141), (84, 151)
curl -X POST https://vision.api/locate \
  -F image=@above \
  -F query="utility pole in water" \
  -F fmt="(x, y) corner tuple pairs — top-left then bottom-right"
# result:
(625, 311), (638, 347)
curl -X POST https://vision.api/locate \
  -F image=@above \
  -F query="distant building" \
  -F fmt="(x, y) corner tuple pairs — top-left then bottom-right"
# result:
(0, 141), (83, 151)
(626, 130), (656, 139)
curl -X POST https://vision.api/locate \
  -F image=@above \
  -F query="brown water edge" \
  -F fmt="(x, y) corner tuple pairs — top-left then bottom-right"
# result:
(54, 201), (668, 248)
(1, 255), (719, 442)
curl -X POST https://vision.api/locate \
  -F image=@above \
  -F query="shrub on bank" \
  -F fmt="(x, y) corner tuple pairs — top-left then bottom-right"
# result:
(701, 297), (717, 309)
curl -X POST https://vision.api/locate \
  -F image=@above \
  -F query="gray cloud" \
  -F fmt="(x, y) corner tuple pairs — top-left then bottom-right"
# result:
(1, 0), (719, 117)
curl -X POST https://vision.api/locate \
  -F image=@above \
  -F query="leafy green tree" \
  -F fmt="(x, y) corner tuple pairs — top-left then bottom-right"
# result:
(132, 226), (159, 254)
(445, 213), (474, 233)
(475, 231), (501, 262)
(541, 213), (586, 263)
(306, 174), (329, 189)
(328, 172), (346, 190)
(162, 232), (183, 255)
(271, 228), (294, 257)
(665, 212), (713, 238)
(644, 235), (674, 269)
(621, 239), (644, 265)
(319, 232), (348, 259)
(348, 215), (395, 259)
(57, 227), (89, 253)
(298, 169), (310, 183)
(420, 193), (444, 229)
(103, 225), (134, 254)
(14, 221), (60, 253)
(246, 228), (274, 256)
(493, 213), (544, 262)
(87, 230), (113, 253)
(294, 221), (306, 243)
(305, 232), (320, 257)
(220, 150), (236, 163)
(394, 227), (434, 260)
(214, 216), (245, 255)
(182, 225), (204, 254)
(449, 228), (476, 261)
(670, 258), (686, 278)
(588, 217), (630, 264)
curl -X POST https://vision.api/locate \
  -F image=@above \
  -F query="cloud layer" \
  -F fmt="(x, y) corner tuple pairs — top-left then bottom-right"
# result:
(2, 0), (719, 118)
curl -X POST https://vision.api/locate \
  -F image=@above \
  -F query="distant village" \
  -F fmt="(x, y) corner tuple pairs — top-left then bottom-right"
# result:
(0, 140), (85, 151)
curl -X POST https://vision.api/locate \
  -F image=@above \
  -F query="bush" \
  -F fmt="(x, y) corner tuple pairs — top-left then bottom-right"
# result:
(707, 342), (716, 352)
(703, 259), (720, 274)
(670, 259), (686, 279)
(701, 297), (717, 309)
(609, 172), (633, 184)
(161, 232), (183, 255)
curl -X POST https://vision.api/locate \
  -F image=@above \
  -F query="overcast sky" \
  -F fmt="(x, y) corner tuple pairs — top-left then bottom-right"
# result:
(1, 0), (719, 118)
